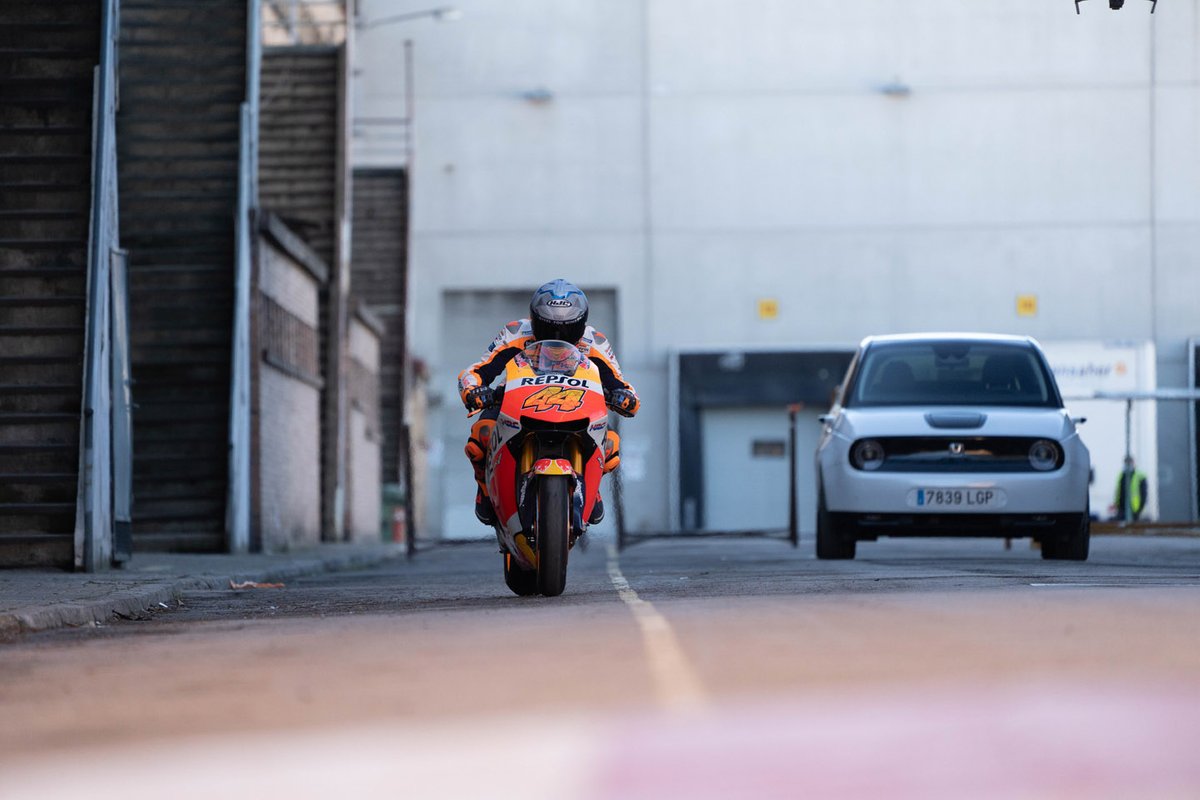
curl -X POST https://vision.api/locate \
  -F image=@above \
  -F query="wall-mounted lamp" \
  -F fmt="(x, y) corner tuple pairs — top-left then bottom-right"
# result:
(358, 6), (462, 29)
(1075, 0), (1157, 12)
(520, 87), (554, 104)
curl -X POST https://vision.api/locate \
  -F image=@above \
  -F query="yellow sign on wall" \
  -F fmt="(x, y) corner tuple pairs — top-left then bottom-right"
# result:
(758, 298), (779, 320)
(1016, 294), (1038, 317)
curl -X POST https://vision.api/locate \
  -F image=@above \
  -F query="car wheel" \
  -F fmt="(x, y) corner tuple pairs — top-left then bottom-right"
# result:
(816, 481), (856, 560)
(1041, 509), (1090, 562)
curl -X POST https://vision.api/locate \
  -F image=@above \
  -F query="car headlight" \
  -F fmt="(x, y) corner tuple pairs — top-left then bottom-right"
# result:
(851, 439), (885, 471)
(1028, 439), (1060, 471)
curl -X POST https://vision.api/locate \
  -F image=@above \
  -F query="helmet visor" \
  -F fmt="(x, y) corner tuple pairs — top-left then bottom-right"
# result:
(531, 316), (586, 344)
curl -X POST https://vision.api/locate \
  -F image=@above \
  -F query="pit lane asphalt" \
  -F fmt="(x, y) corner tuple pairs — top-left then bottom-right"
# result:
(4, 534), (1200, 799)
(22, 533), (1200, 630)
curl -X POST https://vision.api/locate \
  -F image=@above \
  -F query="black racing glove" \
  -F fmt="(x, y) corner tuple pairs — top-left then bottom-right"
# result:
(464, 386), (495, 412)
(605, 387), (637, 418)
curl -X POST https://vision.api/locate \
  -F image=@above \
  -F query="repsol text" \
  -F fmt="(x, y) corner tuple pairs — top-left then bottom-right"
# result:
(518, 375), (589, 387)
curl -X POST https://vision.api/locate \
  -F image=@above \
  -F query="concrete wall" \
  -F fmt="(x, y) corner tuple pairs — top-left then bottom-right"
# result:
(256, 236), (324, 550)
(356, 0), (1200, 529)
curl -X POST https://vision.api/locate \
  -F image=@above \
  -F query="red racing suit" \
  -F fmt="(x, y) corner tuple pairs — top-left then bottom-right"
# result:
(459, 319), (639, 496)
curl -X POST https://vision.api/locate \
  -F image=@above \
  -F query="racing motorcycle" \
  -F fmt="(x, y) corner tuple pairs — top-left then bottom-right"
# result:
(472, 340), (609, 597)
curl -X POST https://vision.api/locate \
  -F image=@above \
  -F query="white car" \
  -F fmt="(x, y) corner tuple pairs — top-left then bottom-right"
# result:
(815, 333), (1090, 560)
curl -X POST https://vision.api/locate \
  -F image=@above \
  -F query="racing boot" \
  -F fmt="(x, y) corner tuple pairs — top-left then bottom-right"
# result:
(475, 486), (497, 526)
(588, 496), (604, 525)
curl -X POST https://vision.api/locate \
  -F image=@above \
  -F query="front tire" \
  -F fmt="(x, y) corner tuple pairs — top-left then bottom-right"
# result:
(1041, 511), (1090, 561)
(536, 476), (570, 596)
(816, 482), (856, 560)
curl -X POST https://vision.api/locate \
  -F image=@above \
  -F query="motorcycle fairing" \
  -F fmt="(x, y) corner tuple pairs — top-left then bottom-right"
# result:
(487, 350), (609, 565)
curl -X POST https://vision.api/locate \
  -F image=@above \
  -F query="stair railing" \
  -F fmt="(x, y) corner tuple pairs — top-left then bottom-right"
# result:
(227, 0), (263, 552)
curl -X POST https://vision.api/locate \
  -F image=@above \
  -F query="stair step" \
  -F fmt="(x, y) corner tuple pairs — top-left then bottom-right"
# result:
(0, 238), (87, 248)
(0, 472), (77, 484)
(131, 480), (224, 501)
(0, 182), (89, 192)
(0, 411), (79, 423)
(0, 449), (78, 474)
(0, 326), (82, 336)
(0, 356), (82, 366)
(0, 154), (89, 164)
(0, 383), (79, 394)
(0, 210), (87, 219)
(0, 297), (85, 307)
(0, 502), (76, 515)
(0, 79), (95, 101)
(0, 267), (86, 278)
(0, 419), (80, 446)
(0, 47), (92, 58)
(0, 126), (90, 136)
(0, 22), (96, 32)
(0, 394), (81, 415)
(0, 1), (99, 23)
(0, 440), (74, 452)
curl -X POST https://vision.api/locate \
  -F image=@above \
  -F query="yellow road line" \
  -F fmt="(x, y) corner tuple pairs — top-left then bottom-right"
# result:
(606, 543), (707, 711)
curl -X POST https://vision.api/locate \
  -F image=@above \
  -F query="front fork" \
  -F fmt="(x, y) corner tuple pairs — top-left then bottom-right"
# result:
(516, 437), (589, 548)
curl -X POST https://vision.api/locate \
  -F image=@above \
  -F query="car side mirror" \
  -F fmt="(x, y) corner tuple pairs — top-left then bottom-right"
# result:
(1071, 416), (1087, 425)
(818, 414), (833, 425)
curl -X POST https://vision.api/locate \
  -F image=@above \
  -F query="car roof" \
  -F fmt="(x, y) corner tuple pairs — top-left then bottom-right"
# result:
(858, 332), (1041, 349)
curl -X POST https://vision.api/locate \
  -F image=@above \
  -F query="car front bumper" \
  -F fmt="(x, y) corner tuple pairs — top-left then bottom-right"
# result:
(819, 437), (1091, 516)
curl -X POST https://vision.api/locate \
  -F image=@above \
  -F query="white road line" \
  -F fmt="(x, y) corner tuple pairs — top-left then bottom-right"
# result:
(606, 543), (707, 711)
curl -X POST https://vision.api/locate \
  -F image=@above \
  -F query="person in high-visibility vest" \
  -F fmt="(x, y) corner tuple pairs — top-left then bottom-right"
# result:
(1110, 456), (1149, 521)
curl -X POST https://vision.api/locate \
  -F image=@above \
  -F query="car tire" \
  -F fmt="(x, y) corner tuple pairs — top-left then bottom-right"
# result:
(1041, 509), (1090, 562)
(816, 482), (856, 560)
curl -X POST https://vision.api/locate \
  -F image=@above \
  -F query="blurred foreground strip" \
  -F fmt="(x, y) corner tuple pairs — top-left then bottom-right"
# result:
(2, 681), (1197, 800)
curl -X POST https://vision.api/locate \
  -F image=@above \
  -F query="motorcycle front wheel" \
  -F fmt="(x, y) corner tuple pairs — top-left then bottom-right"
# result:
(536, 475), (570, 596)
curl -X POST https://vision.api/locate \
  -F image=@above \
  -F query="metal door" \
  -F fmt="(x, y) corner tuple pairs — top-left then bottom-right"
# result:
(701, 406), (822, 532)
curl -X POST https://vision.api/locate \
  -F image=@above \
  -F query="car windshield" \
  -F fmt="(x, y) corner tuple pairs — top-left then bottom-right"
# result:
(846, 341), (1059, 408)
(522, 340), (585, 376)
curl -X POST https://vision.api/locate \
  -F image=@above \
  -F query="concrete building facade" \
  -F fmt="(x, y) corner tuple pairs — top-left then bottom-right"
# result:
(355, 0), (1200, 536)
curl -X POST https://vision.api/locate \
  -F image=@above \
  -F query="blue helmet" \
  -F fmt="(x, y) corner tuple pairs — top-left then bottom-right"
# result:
(530, 279), (588, 342)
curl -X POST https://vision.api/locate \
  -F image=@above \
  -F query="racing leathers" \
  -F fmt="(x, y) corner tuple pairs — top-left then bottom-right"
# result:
(459, 319), (639, 522)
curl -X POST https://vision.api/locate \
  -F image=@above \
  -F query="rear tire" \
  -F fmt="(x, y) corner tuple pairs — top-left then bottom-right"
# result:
(503, 553), (538, 596)
(1041, 511), (1090, 561)
(816, 483), (856, 560)
(536, 476), (570, 596)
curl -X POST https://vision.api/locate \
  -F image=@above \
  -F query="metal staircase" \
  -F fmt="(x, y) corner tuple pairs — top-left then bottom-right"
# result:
(0, 0), (101, 566)
(118, 0), (248, 551)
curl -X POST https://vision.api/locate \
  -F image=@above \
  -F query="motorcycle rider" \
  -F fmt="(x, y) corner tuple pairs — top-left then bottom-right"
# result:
(459, 279), (639, 526)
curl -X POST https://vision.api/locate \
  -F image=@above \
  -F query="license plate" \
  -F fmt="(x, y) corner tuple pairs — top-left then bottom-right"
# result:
(907, 487), (1006, 509)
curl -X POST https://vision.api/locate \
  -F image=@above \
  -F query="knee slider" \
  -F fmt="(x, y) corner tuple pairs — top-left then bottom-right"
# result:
(603, 430), (621, 472)
(465, 419), (496, 464)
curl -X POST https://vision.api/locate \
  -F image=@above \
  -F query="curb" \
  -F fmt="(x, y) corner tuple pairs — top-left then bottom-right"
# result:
(0, 546), (405, 641)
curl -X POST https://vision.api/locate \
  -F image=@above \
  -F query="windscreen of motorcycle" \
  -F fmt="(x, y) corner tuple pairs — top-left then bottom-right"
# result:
(522, 340), (586, 376)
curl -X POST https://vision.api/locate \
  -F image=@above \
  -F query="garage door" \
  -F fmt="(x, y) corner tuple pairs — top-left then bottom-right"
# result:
(701, 406), (822, 532)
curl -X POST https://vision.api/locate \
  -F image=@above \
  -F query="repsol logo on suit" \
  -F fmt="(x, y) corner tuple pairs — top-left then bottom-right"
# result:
(518, 375), (588, 387)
